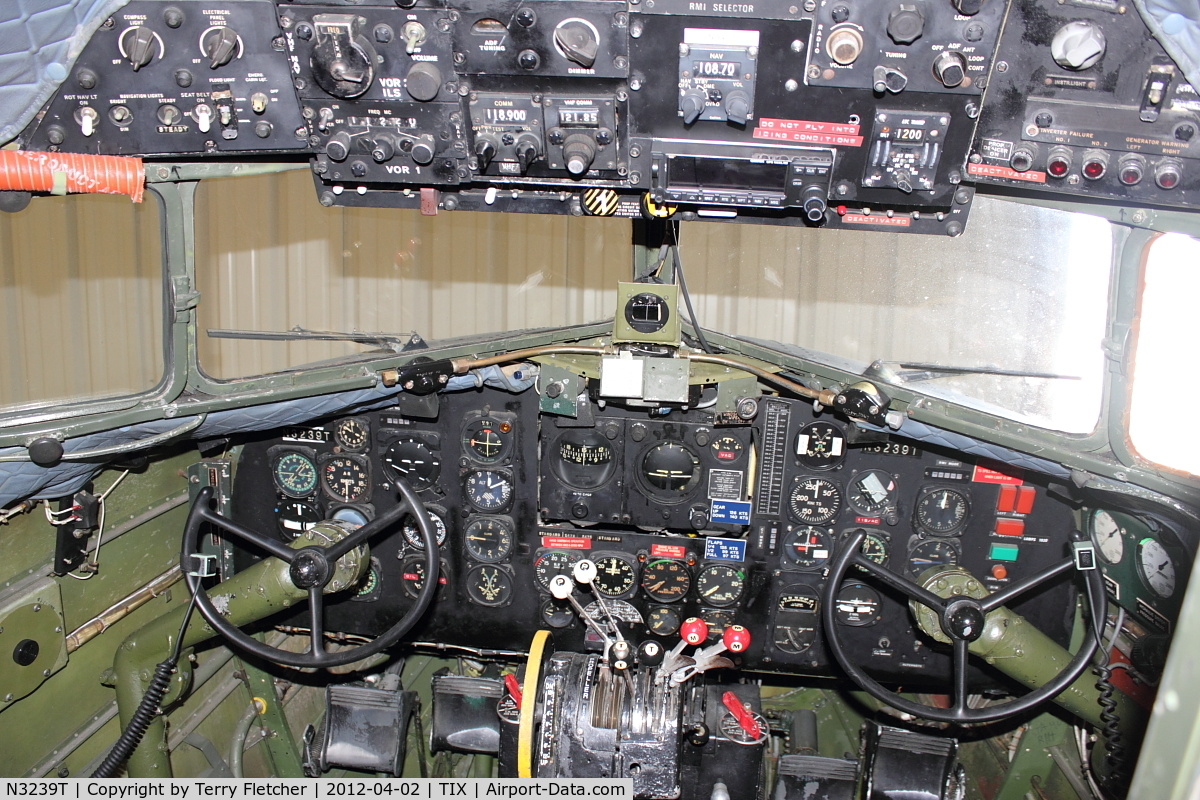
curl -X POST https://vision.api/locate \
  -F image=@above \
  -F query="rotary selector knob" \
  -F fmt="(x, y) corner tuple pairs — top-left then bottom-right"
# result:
(326, 131), (352, 162)
(310, 14), (379, 99)
(554, 20), (599, 68)
(370, 134), (396, 163)
(411, 140), (435, 165)
(886, 4), (925, 44)
(515, 135), (540, 172)
(122, 26), (160, 71)
(562, 133), (596, 175)
(475, 135), (498, 171)
(1051, 21), (1106, 70)
(203, 26), (241, 69)
(932, 50), (968, 87)
(405, 62), (442, 102)
(681, 89), (707, 124)
(724, 90), (750, 125)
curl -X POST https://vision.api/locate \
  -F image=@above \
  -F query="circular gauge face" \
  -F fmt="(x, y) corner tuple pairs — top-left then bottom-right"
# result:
(774, 587), (819, 654)
(382, 438), (441, 491)
(641, 559), (692, 602)
(1136, 537), (1176, 599)
(464, 517), (515, 563)
(462, 419), (511, 463)
(464, 470), (514, 512)
(399, 557), (444, 599)
(273, 452), (318, 498)
(700, 609), (735, 638)
(908, 539), (959, 575)
(330, 506), (369, 527)
(333, 418), (369, 451)
(541, 598), (575, 628)
(647, 605), (682, 636)
(788, 478), (842, 525)
(352, 564), (380, 601)
(1091, 510), (1125, 565)
(625, 292), (670, 333)
(593, 555), (637, 598)
(835, 582), (881, 627)
(795, 421), (847, 470)
(915, 487), (970, 535)
(857, 531), (889, 566)
(848, 470), (898, 516)
(552, 429), (617, 490)
(711, 436), (745, 463)
(467, 565), (513, 607)
(276, 499), (321, 540)
(783, 527), (833, 570)
(696, 564), (746, 608)
(321, 456), (371, 503)
(640, 442), (702, 499)
(534, 550), (583, 591)
(402, 507), (448, 549)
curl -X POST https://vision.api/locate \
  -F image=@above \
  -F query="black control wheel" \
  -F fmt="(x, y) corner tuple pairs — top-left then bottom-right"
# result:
(821, 529), (1103, 723)
(182, 481), (438, 668)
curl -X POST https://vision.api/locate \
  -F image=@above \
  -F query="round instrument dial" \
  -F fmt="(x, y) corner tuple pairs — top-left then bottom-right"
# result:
(915, 487), (970, 535)
(1091, 510), (1125, 565)
(835, 582), (881, 627)
(330, 506), (369, 527)
(788, 478), (842, 525)
(857, 531), (889, 566)
(399, 557), (445, 599)
(541, 598), (575, 628)
(700, 609), (735, 638)
(382, 438), (441, 491)
(276, 499), (321, 540)
(593, 555), (637, 598)
(647, 605), (682, 636)
(641, 559), (691, 602)
(783, 527), (833, 570)
(711, 435), (745, 463)
(848, 470), (898, 516)
(333, 417), (369, 451)
(467, 565), (513, 607)
(402, 507), (448, 549)
(908, 539), (959, 575)
(696, 564), (746, 608)
(534, 550), (583, 591)
(462, 418), (511, 463)
(464, 517), (515, 563)
(464, 470), (514, 512)
(321, 455), (371, 503)
(795, 421), (846, 470)
(1137, 537), (1176, 599)
(551, 429), (617, 490)
(640, 442), (702, 499)
(273, 452), (318, 497)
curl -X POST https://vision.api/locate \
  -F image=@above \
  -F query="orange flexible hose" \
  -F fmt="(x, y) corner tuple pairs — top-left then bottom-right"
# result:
(0, 150), (144, 202)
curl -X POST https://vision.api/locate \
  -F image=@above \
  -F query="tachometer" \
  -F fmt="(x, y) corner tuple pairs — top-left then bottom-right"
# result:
(593, 555), (637, 598)
(382, 438), (441, 491)
(848, 469), (898, 517)
(321, 455), (371, 503)
(273, 452), (318, 497)
(401, 506), (448, 549)
(464, 470), (514, 512)
(1136, 537), (1176, 599)
(788, 478), (842, 525)
(641, 559), (691, 602)
(795, 421), (846, 470)
(1091, 510), (1125, 565)
(914, 487), (970, 535)
(464, 517), (515, 563)
(695, 564), (746, 608)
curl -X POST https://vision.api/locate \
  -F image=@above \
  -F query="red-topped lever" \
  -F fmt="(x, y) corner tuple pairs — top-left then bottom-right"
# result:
(722, 691), (761, 740)
(723, 625), (751, 654)
(681, 617), (709, 645)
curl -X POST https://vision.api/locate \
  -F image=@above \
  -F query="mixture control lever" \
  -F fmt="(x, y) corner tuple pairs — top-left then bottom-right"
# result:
(671, 625), (749, 683)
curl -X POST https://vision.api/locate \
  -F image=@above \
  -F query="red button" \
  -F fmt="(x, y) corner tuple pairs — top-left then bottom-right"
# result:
(1016, 486), (1036, 514)
(997, 485), (1018, 513)
(991, 564), (1008, 580)
(995, 519), (1025, 537)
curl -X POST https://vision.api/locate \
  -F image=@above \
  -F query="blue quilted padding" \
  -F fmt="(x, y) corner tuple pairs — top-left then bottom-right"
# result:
(0, 0), (130, 145)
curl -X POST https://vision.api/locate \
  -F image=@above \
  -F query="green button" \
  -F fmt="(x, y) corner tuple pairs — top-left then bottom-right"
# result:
(989, 543), (1019, 562)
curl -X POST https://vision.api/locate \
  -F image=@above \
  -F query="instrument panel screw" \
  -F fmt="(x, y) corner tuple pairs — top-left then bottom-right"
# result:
(996, 61), (1008, 73)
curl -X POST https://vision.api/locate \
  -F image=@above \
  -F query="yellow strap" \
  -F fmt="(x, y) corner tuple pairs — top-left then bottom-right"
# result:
(517, 629), (551, 778)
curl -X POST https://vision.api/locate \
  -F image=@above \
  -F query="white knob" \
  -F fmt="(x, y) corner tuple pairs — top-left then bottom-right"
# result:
(549, 574), (573, 600)
(573, 559), (597, 584)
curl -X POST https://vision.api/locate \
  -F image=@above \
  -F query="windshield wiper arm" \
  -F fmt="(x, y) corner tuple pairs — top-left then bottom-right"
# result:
(206, 326), (425, 353)
(865, 360), (1081, 383)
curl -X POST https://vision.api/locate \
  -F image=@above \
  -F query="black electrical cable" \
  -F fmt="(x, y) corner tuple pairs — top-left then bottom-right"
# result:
(1081, 558), (1127, 783)
(671, 244), (714, 354)
(92, 589), (200, 777)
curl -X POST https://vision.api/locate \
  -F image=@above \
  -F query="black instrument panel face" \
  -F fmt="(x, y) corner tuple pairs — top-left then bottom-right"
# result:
(231, 388), (1184, 685)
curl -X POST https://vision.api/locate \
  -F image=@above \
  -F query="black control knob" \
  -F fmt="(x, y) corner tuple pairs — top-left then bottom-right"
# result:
(405, 62), (442, 102)
(326, 131), (352, 162)
(311, 15), (378, 99)
(474, 135), (498, 171)
(724, 90), (750, 125)
(952, 0), (985, 15)
(554, 20), (598, 68)
(681, 89), (707, 125)
(801, 185), (827, 222)
(203, 26), (240, 69)
(516, 135), (540, 173)
(932, 50), (967, 87)
(562, 133), (597, 176)
(123, 26), (159, 71)
(689, 507), (708, 530)
(411, 140), (435, 165)
(370, 134), (396, 163)
(887, 4), (925, 44)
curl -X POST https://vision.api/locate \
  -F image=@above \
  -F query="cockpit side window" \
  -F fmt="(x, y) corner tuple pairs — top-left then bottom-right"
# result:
(194, 170), (630, 380)
(0, 193), (163, 414)
(1128, 232), (1200, 478)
